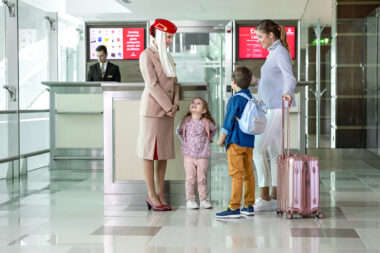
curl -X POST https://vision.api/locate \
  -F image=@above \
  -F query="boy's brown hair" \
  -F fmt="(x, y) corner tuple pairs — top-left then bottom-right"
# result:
(232, 66), (252, 90)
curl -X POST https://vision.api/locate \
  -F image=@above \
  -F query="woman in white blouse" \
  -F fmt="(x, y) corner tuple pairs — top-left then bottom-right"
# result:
(251, 19), (297, 212)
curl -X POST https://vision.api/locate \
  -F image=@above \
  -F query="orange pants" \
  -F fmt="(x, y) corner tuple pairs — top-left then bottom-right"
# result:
(227, 143), (255, 210)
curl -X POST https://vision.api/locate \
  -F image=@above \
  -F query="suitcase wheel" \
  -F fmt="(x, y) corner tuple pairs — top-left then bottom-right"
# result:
(317, 212), (324, 219)
(286, 213), (293, 219)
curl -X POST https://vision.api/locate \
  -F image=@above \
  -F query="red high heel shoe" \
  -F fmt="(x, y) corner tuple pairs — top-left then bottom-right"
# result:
(157, 196), (172, 211)
(146, 197), (166, 211)
(161, 205), (172, 211)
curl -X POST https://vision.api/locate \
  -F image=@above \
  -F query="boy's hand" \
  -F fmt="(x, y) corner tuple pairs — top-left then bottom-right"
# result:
(251, 75), (258, 85)
(217, 133), (227, 147)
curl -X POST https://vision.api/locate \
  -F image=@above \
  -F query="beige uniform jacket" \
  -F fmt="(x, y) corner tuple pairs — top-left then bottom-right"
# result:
(139, 45), (179, 117)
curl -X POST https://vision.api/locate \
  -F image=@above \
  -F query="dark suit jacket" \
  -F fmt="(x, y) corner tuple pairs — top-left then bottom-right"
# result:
(87, 61), (121, 82)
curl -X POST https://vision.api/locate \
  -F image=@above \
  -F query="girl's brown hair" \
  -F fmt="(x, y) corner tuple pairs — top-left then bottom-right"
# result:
(257, 19), (290, 54)
(182, 97), (216, 125)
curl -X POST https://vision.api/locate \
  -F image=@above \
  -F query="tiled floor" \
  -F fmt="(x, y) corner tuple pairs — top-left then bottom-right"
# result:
(0, 149), (380, 252)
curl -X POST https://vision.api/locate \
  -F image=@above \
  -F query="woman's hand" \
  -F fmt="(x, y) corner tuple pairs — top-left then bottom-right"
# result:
(283, 93), (293, 106)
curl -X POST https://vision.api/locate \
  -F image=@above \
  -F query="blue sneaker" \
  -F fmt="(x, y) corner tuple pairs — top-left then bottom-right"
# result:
(216, 207), (241, 219)
(241, 206), (255, 216)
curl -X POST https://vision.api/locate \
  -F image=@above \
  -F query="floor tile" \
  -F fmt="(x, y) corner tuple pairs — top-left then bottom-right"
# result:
(356, 229), (380, 249)
(340, 207), (380, 220)
(291, 228), (323, 237)
(0, 148), (379, 252)
(92, 226), (161, 236)
(323, 228), (359, 238)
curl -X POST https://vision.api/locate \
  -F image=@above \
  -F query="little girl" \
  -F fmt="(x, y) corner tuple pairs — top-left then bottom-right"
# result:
(176, 97), (217, 209)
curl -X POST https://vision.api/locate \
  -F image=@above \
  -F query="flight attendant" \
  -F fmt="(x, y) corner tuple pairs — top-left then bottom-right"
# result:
(137, 19), (179, 211)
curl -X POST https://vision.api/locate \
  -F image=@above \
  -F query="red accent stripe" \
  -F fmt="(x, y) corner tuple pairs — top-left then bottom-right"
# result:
(153, 137), (158, 160)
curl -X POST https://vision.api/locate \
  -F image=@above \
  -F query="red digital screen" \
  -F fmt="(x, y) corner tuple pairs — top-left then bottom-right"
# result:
(123, 28), (145, 59)
(89, 27), (145, 60)
(239, 26), (296, 59)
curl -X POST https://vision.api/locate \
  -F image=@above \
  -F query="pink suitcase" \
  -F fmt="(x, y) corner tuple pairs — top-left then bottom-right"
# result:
(277, 100), (324, 219)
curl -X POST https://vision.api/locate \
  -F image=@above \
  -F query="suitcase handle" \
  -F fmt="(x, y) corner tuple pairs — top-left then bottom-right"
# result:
(282, 98), (290, 157)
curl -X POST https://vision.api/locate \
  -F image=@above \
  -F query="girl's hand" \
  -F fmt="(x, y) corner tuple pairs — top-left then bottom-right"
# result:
(283, 93), (293, 106)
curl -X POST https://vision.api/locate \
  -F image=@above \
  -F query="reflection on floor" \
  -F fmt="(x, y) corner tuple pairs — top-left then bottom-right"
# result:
(307, 135), (331, 149)
(0, 149), (380, 252)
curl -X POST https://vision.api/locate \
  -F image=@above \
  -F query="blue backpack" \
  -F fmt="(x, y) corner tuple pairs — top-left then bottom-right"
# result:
(235, 93), (267, 135)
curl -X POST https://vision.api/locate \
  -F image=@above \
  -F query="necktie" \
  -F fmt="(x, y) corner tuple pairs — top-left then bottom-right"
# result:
(100, 63), (105, 78)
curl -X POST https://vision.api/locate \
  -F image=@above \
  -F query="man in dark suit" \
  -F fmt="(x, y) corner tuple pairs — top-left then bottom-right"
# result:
(87, 45), (121, 82)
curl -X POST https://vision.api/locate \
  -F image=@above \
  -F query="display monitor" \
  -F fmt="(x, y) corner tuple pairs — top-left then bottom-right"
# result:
(238, 26), (296, 59)
(88, 27), (145, 60)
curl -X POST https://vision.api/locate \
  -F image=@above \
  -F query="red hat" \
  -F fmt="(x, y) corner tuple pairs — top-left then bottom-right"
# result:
(150, 19), (177, 36)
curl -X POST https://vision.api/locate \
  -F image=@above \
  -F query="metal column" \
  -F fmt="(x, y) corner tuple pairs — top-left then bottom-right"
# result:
(311, 19), (326, 148)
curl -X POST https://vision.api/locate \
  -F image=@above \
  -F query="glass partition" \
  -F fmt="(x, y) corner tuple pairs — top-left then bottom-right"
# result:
(58, 17), (83, 82)
(300, 19), (332, 148)
(170, 32), (226, 132)
(19, 112), (49, 154)
(18, 1), (49, 110)
(0, 114), (15, 160)
(364, 10), (380, 156)
(0, 4), (6, 110)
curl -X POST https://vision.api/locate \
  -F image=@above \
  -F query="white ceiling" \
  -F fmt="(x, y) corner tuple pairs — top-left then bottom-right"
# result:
(18, 0), (332, 25)
(62, 0), (332, 25)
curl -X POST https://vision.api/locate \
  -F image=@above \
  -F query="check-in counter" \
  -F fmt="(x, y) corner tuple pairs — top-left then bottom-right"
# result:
(102, 82), (208, 205)
(42, 82), (104, 169)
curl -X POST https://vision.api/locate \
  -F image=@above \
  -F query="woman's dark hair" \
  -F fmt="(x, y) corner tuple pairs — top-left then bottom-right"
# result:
(96, 45), (107, 55)
(257, 19), (290, 54)
(182, 97), (216, 125)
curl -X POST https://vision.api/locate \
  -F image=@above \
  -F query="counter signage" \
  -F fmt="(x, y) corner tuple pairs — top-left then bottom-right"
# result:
(89, 27), (145, 60)
(239, 26), (296, 59)
(123, 28), (144, 59)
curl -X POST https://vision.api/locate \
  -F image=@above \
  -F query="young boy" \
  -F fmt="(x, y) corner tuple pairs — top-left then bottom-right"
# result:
(216, 66), (255, 218)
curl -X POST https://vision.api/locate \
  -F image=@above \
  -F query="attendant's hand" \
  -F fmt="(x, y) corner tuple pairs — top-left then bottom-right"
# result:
(251, 75), (258, 85)
(166, 109), (175, 117)
(172, 104), (179, 114)
(166, 105), (179, 117)
(283, 93), (293, 106)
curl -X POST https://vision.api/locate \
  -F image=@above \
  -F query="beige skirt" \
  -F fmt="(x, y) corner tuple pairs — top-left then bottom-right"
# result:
(136, 116), (175, 160)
